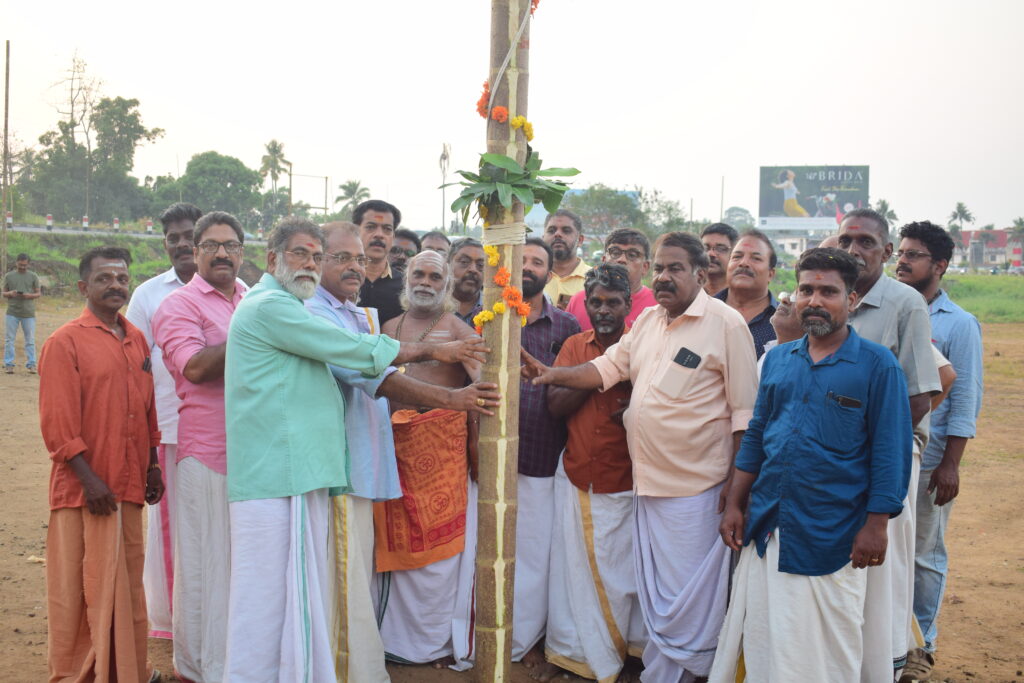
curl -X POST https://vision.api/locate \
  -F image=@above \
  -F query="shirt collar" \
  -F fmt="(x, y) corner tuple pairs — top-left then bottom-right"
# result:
(162, 267), (189, 286)
(553, 259), (590, 281)
(75, 306), (132, 338)
(856, 273), (894, 309)
(314, 284), (347, 310)
(189, 274), (246, 301)
(713, 288), (778, 319)
(930, 289), (956, 313)
(583, 325), (629, 351)
(793, 325), (862, 365)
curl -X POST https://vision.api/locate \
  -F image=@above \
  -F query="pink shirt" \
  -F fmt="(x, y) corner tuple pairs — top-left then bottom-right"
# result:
(152, 276), (248, 474)
(589, 290), (758, 498)
(565, 285), (658, 332)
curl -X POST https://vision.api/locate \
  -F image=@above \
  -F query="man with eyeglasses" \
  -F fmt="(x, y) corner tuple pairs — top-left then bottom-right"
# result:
(837, 208), (941, 681)
(701, 223), (739, 297)
(389, 228), (422, 275)
(449, 237), (485, 326)
(356, 199), (406, 325)
(306, 223), (499, 680)
(565, 228), (657, 331)
(152, 211), (249, 682)
(126, 201), (202, 641)
(894, 221), (983, 683)
(223, 218), (488, 680)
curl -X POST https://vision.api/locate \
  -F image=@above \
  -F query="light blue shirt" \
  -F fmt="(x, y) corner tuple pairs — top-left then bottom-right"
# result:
(923, 289), (983, 470)
(306, 286), (402, 501)
(225, 273), (399, 502)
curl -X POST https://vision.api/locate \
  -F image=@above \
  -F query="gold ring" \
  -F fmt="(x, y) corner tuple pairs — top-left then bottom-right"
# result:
(476, 398), (486, 407)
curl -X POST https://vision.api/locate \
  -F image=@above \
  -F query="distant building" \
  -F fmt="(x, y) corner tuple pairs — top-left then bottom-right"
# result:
(956, 230), (1020, 268)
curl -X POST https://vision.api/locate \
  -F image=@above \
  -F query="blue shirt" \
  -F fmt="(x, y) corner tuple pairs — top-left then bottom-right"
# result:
(923, 290), (983, 470)
(736, 326), (912, 576)
(714, 289), (778, 359)
(306, 286), (403, 501)
(225, 273), (399, 502)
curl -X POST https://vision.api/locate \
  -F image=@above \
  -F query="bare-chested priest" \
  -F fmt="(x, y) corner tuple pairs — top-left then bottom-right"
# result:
(375, 249), (481, 670)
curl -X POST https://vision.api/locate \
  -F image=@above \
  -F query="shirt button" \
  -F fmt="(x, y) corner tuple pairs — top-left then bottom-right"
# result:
(128, 414), (134, 419)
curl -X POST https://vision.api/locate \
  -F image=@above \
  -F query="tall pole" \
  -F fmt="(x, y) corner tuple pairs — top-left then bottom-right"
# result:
(720, 175), (724, 222)
(477, 2), (530, 680)
(1, 40), (10, 277)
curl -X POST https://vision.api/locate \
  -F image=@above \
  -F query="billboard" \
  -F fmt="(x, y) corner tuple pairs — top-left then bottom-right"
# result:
(758, 165), (869, 231)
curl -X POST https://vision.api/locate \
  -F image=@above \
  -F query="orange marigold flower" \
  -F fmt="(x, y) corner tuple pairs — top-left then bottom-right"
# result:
(475, 325), (483, 335)
(515, 302), (531, 317)
(503, 286), (523, 306)
(476, 81), (491, 118)
(530, 0), (540, 15)
(490, 106), (509, 123)
(494, 267), (511, 287)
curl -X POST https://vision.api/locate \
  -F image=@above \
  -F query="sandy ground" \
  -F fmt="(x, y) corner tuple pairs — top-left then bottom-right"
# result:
(1, 298), (1022, 682)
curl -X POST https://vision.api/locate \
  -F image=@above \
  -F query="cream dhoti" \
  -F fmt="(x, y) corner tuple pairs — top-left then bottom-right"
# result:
(224, 490), (335, 682)
(861, 449), (922, 681)
(143, 443), (177, 639)
(546, 462), (645, 681)
(634, 484), (731, 682)
(172, 456), (230, 682)
(709, 530), (868, 683)
(511, 472), (557, 661)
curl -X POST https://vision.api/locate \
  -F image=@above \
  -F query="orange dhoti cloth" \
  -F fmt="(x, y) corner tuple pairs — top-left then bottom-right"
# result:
(47, 503), (151, 683)
(374, 409), (469, 572)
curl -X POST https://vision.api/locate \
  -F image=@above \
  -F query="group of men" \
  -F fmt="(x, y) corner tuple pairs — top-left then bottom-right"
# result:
(35, 197), (981, 683)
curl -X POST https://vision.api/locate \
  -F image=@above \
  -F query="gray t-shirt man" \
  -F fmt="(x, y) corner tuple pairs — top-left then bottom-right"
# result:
(3, 269), (40, 319)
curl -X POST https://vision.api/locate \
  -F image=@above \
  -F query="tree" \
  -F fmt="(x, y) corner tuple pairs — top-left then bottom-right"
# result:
(156, 151), (262, 220)
(259, 140), (289, 196)
(637, 187), (687, 236)
(335, 179), (371, 217)
(723, 206), (755, 229)
(874, 198), (898, 227)
(1009, 217), (1024, 244)
(562, 184), (644, 241)
(92, 97), (163, 173)
(948, 201), (974, 232)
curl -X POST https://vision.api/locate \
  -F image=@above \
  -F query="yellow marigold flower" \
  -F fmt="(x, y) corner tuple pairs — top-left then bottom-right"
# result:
(523, 122), (535, 141)
(493, 301), (507, 315)
(484, 245), (500, 266)
(520, 315), (528, 327)
(510, 115), (527, 130)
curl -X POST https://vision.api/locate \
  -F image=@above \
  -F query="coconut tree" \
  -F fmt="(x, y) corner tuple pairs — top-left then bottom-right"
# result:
(947, 202), (974, 264)
(259, 140), (290, 196)
(1010, 217), (1024, 245)
(874, 198), (898, 227)
(335, 180), (371, 217)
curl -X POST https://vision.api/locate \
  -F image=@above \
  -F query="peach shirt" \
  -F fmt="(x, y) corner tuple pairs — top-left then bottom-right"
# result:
(590, 289), (758, 497)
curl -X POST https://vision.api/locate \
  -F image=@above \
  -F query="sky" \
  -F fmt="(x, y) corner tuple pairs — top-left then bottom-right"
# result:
(5, 0), (1024, 231)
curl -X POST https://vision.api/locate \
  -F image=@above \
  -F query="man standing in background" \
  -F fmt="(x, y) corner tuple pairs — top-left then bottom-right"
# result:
(716, 230), (778, 359)
(564, 229), (656, 331)
(700, 223), (738, 297)
(542, 209), (590, 308)
(449, 237), (485, 326)
(126, 201), (202, 640)
(3, 253), (41, 374)
(355, 199), (405, 324)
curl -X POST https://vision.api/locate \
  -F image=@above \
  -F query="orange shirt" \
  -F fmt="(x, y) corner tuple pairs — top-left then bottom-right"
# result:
(590, 290), (757, 498)
(554, 329), (633, 494)
(38, 308), (161, 510)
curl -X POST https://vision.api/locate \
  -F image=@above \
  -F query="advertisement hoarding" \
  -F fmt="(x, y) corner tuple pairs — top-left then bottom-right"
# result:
(758, 165), (869, 231)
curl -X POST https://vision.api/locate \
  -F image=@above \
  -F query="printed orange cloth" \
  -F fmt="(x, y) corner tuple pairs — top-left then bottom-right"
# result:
(374, 408), (469, 572)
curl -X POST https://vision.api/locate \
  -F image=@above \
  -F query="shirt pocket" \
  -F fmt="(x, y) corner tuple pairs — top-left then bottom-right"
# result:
(655, 361), (699, 400)
(817, 394), (866, 456)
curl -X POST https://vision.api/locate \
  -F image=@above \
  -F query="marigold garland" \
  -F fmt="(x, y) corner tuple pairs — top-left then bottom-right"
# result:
(490, 106), (509, 123)
(476, 81), (491, 118)
(471, 266), (532, 334)
(510, 115), (535, 142)
(530, 0), (540, 15)
(494, 266), (511, 287)
(484, 245), (500, 267)
(493, 301), (507, 315)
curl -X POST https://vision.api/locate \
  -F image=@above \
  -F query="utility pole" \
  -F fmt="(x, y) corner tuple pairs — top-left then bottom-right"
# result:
(720, 175), (724, 222)
(476, 2), (530, 680)
(440, 143), (451, 231)
(1, 41), (10, 277)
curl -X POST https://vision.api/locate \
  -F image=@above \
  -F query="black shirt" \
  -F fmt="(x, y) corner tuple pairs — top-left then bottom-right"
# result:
(358, 267), (404, 325)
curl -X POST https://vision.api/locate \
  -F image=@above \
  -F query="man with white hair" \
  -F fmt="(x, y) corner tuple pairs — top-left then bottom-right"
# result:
(377, 249), (483, 670)
(223, 218), (488, 680)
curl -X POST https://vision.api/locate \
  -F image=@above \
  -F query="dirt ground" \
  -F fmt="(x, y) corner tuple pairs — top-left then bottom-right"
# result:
(2, 298), (1022, 682)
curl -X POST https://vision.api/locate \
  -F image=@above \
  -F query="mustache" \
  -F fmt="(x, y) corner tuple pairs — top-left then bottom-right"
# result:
(103, 289), (127, 299)
(174, 247), (193, 257)
(211, 258), (234, 268)
(369, 240), (387, 249)
(522, 272), (538, 282)
(341, 269), (363, 279)
(654, 282), (676, 293)
(732, 266), (755, 278)
(801, 307), (832, 322)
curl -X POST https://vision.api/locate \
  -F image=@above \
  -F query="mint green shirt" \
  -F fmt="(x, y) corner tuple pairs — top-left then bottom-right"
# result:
(225, 273), (400, 502)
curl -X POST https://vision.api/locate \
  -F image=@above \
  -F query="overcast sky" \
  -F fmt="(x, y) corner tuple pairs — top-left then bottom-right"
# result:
(6, 0), (1023, 231)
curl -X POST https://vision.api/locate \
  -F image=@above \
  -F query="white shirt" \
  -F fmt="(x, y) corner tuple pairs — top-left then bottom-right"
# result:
(126, 268), (188, 444)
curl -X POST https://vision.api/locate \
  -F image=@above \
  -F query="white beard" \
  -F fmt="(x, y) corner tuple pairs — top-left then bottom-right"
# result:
(274, 260), (320, 300)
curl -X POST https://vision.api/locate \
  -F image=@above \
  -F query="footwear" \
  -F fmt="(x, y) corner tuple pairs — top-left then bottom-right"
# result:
(27, 366), (36, 374)
(899, 648), (934, 682)
(4, 366), (12, 374)
(148, 669), (162, 683)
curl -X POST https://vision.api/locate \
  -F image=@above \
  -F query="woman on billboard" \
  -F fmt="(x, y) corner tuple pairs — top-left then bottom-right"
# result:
(772, 169), (810, 217)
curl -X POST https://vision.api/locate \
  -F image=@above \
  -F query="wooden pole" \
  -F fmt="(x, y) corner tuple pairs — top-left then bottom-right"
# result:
(2, 40), (10, 277)
(476, 2), (530, 681)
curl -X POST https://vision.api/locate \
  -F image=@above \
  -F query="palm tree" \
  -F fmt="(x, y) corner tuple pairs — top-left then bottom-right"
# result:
(1010, 217), (1024, 245)
(874, 198), (898, 227)
(335, 180), (371, 217)
(947, 202), (974, 264)
(259, 140), (290, 196)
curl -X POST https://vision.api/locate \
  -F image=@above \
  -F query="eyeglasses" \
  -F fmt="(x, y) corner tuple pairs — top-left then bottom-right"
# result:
(895, 249), (933, 261)
(283, 248), (324, 265)
(705, 243), (731, 255)
(165, 233), (194, 246)
(605, 246), (646, 262)
(197, 241), (243, 255)
(454, 256), (485, 270)
(390, 246), (418, 259)
(325, 252), (368, 266)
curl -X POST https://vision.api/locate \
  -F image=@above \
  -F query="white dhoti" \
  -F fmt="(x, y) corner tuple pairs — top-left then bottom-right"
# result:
(861, 450), (921, 681)
(634, 485), (731, 682)
(173, 457), (230, 682)
(331, 494), (389, 682)
(225, 489), (335, 682)
(709, 531), (868, 683)
(546, 463), (645, 681)
(377, 480), (478, 668)
(143, 443), (177, 638)
(512, 473), (556, 661)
